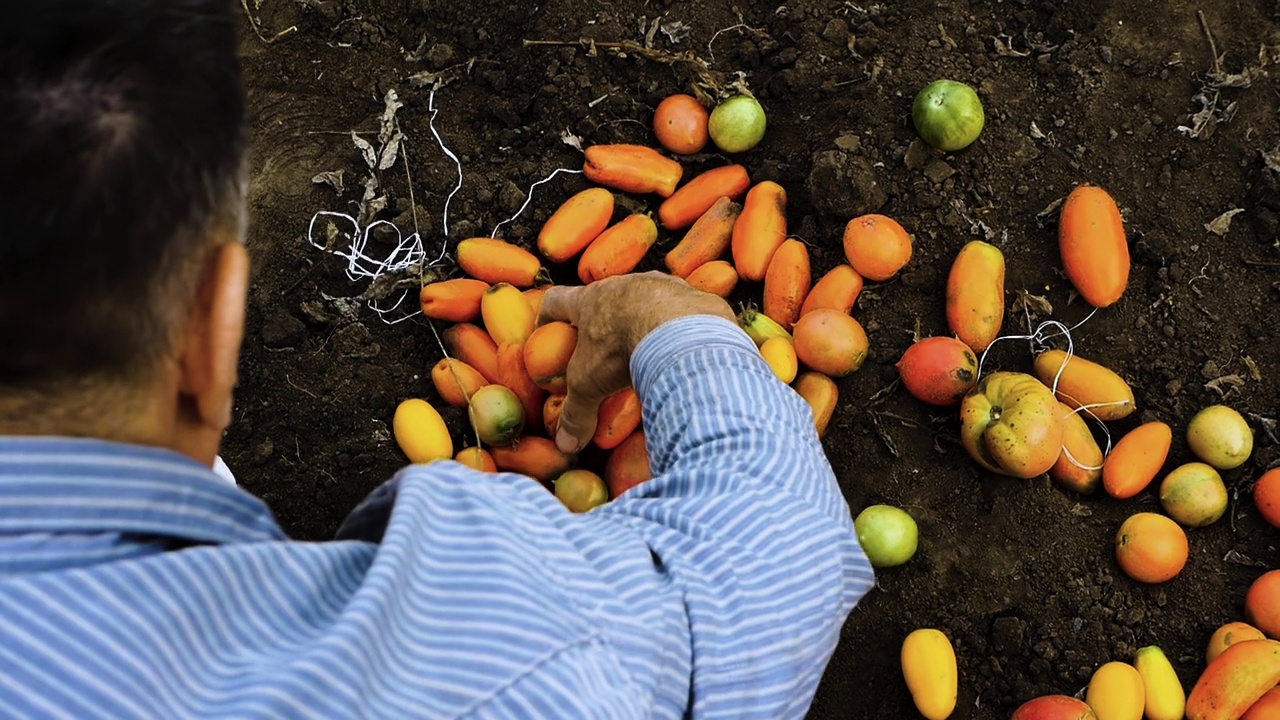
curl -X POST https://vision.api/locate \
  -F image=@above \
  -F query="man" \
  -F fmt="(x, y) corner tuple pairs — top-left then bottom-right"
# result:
(0, 1), (873, 718)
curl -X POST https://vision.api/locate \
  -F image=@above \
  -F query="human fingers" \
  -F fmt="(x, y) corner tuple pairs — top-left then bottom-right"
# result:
(537, 285), (584, 327)
(554, 351), (628, 454)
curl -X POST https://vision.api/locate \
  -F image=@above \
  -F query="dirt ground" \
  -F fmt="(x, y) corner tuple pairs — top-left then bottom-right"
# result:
(230, 0), (1280, 717)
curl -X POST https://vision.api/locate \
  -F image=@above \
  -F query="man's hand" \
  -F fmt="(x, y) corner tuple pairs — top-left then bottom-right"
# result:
(537, 271), (734, 453)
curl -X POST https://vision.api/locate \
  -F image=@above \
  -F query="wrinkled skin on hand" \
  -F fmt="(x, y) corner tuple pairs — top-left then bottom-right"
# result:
(537, 271), (735, 453)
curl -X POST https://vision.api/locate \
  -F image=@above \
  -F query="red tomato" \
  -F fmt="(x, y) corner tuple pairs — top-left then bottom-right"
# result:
(652, 94), (709, 155)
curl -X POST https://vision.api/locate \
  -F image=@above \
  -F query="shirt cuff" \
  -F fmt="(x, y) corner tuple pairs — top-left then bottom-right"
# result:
(630, 315), (758, 396)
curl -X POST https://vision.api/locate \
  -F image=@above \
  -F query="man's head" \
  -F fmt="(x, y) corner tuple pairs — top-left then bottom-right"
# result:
(0, 0), (251, 465)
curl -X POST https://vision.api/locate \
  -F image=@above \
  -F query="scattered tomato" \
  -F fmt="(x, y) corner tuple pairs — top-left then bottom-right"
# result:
(1187, 404), (1254, 470)
(842, 214), (913, 281)
(1244, 570), (1280, 638)
(1159, 462), (1228, 527)
(1115, 512), (1188, 584)
(1009, 694), (1098, 720)
(896, 336), (978, 406)
(1206, 621), (1267, 664)
(652, 93), (710, 155)
(1255, 467), (1280, 528)
(959, 372), (1063, 479)
(708, 95), (767, 153)
(854, 504), (918, 568)
(911, 79), (985, 152)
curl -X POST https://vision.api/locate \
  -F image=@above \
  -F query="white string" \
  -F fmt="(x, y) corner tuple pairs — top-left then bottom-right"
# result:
(306, 211), (426, 282)
(426, 86), (463, 264)
(489, 167), (584, 239)
(975, 309), (1123, 472)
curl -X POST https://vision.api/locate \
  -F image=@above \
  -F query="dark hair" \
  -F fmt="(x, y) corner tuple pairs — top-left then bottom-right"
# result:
(0, 0), (248, 394)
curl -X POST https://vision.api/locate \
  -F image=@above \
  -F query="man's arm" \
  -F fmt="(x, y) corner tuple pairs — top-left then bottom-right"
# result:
(578, 314), (874, 718)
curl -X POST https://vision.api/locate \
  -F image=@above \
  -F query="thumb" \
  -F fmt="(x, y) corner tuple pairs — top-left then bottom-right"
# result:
(554, 387), (604, 455)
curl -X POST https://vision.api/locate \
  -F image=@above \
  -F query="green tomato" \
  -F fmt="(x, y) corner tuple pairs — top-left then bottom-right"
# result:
(854, 504), (919, 568)
(708, 95), (767, 153)
(911, 79), (985, 152)
(1186, 405), (1253, 470)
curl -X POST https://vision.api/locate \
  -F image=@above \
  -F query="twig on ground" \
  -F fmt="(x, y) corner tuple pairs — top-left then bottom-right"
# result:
(240, 0), (297, 44)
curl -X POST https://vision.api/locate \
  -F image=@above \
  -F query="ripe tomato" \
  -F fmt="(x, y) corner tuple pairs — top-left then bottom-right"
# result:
(895, 336), (978, 406)
(1254, 467), (1280, 528)
(1205, 621), (1266, 664)
(911, 79), (985, 151)
(652, 94), (709, 155)
(1115, 512), (1188, 584)
(842, 214), (912, 281)
(1244, 570), (1280, 638)
(1158, 462), (1228, 527)
(959, 371), (1063, 478)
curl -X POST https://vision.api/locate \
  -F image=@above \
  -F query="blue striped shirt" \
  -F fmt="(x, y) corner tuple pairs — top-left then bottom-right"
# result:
(0, 316), (874, 719)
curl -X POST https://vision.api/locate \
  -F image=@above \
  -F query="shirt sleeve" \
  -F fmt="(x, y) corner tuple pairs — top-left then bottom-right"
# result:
(590, 314), (876, 717)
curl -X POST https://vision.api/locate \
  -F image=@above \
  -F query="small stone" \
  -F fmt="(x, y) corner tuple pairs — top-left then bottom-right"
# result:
(1167, 264), (1185, 284)
(904, 139), (931, 170)
(806, 150), (888, 217)
(426, 43), (455, 69)
(333, 322), (381, 359)
(923, 159), (956, 184)
(299, 300), (335, 327)
(251, 439), (274, 465)
(261, 313), (305, 349)
(821, 18), (849, 43)
(498, 181), (526, 215)
(1163, 325), (1176, 338)
(834, 133), (862, 152)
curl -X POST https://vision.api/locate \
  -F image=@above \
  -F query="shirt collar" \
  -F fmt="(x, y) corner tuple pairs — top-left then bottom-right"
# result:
(0, 437), (287, 545)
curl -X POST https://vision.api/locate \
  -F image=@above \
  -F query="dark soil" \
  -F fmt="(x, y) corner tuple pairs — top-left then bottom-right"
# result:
(231, 1), (1280, 717)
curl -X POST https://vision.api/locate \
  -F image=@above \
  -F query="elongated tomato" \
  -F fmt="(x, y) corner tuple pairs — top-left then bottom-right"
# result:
(430, 358), (487, 408)
(762, 239), (811, 329)
(490, 437), (573, 481)
(480, 282), (535, 346)
(1033, 349), (1135, 421)
(583, 144), (683, 197)
(1103, 421), (1172, 499)
(593, 388), (642, 450)
(496, 341), (545, 433)
(794, 372), (837, 437)
(658, 164), (751, 230)
(731, 181), (787, 281)
(523, 321), (577, 393)
(946, 240), (1005, 351)
(537, 188), (615, 263)
(901, 629), (957, 720)
(442, 323), (501, 384)
(578, 213), (658, 283)
(1059, 183), (1130, 307)
(800, 264), (863, 317)
(419, 278), (489, 322)
(686, 260), (738, 297)
(664, 196), (741, 278)
(456, 238), (549, 287)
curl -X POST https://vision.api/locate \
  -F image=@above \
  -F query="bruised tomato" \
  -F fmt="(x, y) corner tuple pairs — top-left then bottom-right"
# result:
(652, 94), (709, 155)
(895, 336), (978, 406)
(959, 372), (1063, 479)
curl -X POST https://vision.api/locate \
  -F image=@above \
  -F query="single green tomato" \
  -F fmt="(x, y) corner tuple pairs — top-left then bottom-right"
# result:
(708, 95), (767, 153)
(911, 79), (985, 152)
(854, 504), (919, 568)
(1186, 404), (1253, 470)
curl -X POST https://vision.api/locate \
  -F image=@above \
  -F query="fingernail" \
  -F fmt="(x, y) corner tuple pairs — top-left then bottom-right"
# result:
(555, 428), (580, 454)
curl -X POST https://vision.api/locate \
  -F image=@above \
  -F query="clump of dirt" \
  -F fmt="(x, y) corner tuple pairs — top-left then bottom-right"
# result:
(232, 1), (1280, 717)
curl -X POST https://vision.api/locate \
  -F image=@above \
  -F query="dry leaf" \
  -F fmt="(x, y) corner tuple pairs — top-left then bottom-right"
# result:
(1204, 208), (1244, 236)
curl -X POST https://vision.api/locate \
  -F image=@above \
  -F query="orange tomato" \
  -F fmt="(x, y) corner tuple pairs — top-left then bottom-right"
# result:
(1102, 421), (1172, 499)
(1114, 512), (1188, 584)
(1245, 570), (1280, 638)
(1207, 622), (1267, 664)
(792, 309), (869, 377)
(454, 447), (497, 473)
(842, 214), (912, 281)
(652, 94), (709, 155)
(1241, 686), (1280, 720)
(1252, 467), (1280, 528)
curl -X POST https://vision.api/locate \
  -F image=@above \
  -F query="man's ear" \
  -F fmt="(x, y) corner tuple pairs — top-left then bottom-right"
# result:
(179, 241), (250, 431)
